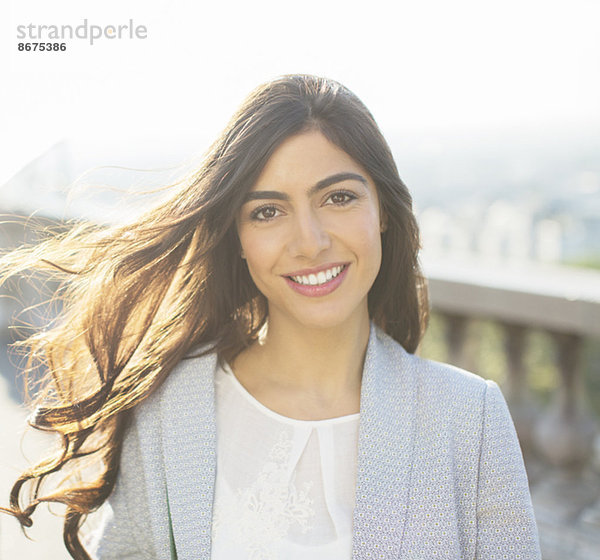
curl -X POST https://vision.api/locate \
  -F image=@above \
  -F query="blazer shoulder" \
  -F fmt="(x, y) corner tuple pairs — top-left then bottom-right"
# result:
(411, 352), (506, 429)
(413, 352), (489, 394)
(129, 349), (217, 430)
(375, 327), (493, 408)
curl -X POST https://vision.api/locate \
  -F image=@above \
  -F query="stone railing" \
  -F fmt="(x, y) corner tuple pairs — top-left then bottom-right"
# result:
(421, 255), (600, 560)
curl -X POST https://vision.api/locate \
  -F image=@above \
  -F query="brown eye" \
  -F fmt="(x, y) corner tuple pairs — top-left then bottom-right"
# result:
(326, 191), (357, 206)
(261, 207), (277, 219)
(250, 205), (280, 221)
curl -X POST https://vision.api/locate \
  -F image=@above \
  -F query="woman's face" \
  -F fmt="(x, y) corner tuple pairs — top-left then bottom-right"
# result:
(236, 130), (384, 332)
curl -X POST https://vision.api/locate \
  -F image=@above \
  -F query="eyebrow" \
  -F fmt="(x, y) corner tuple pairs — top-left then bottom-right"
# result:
(243, 172), (368, 202)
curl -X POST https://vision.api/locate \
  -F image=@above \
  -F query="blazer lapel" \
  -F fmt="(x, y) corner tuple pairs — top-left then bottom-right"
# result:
(160, 351), (218, 560)
(352, 325), (417, 559)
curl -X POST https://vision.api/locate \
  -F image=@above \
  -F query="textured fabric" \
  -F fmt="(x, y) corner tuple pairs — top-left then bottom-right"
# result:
(211, 363), (360, 559)
(88, 323), (541, 559)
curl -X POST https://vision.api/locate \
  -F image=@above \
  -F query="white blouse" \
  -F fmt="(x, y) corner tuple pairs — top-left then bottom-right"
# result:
(211, 363), (360, 560)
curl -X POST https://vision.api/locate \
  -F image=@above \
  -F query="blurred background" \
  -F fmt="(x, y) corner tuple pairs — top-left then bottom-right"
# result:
(1, 0), (599, 558)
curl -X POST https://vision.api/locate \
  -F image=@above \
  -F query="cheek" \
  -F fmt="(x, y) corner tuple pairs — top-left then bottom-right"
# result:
(362, 224), (383, 271)
(351, 215), (384, 285)
(238, 229), (282, 281)
(347, 208), (383, 259)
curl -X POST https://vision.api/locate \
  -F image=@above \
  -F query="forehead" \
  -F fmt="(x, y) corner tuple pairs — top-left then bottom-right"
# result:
(251, 130), (374, 191)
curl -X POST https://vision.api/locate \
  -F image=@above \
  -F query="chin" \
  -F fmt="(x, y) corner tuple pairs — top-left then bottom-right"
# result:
(280, 302), (369, 332)
(297, 315), (348, 331)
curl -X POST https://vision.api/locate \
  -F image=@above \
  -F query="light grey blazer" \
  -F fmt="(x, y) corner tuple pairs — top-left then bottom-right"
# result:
(88, 324), (541, 559)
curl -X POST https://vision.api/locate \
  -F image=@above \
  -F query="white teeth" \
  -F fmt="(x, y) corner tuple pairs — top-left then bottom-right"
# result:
(290, 265), (345, 286)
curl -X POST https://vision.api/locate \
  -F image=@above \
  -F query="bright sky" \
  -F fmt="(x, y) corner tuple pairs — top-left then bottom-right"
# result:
(1, 0), (599, 185)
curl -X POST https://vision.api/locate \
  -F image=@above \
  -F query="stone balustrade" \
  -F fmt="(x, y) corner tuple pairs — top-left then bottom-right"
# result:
(421, 254), (600, 560)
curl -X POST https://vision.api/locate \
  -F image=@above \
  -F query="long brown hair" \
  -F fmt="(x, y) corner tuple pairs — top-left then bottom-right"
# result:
(0, 74), (428, 558)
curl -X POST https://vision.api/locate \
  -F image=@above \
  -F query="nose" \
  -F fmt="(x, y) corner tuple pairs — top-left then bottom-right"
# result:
(287, 208), (331, 260)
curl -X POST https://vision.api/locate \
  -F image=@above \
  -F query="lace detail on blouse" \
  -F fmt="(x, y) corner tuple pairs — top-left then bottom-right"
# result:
(211, 363), (360, 560)
(212, 431), (315, 559)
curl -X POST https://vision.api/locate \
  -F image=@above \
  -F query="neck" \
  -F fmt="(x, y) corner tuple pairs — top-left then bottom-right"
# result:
(264, 315), (370, 390)
(232, 314), (370, 420)
(232, 311), (371, 417)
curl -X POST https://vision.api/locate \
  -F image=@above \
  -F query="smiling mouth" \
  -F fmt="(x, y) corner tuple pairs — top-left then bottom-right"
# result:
(287, 264), (347, 286)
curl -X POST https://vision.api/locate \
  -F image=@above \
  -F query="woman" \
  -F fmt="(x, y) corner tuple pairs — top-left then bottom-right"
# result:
(1, 75), (541, 559)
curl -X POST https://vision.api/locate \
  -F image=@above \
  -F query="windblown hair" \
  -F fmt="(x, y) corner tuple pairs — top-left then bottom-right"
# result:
(0, 74), (428, 558)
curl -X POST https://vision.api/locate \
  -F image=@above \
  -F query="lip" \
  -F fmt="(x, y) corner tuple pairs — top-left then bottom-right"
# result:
(282, 263), (350, 297)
